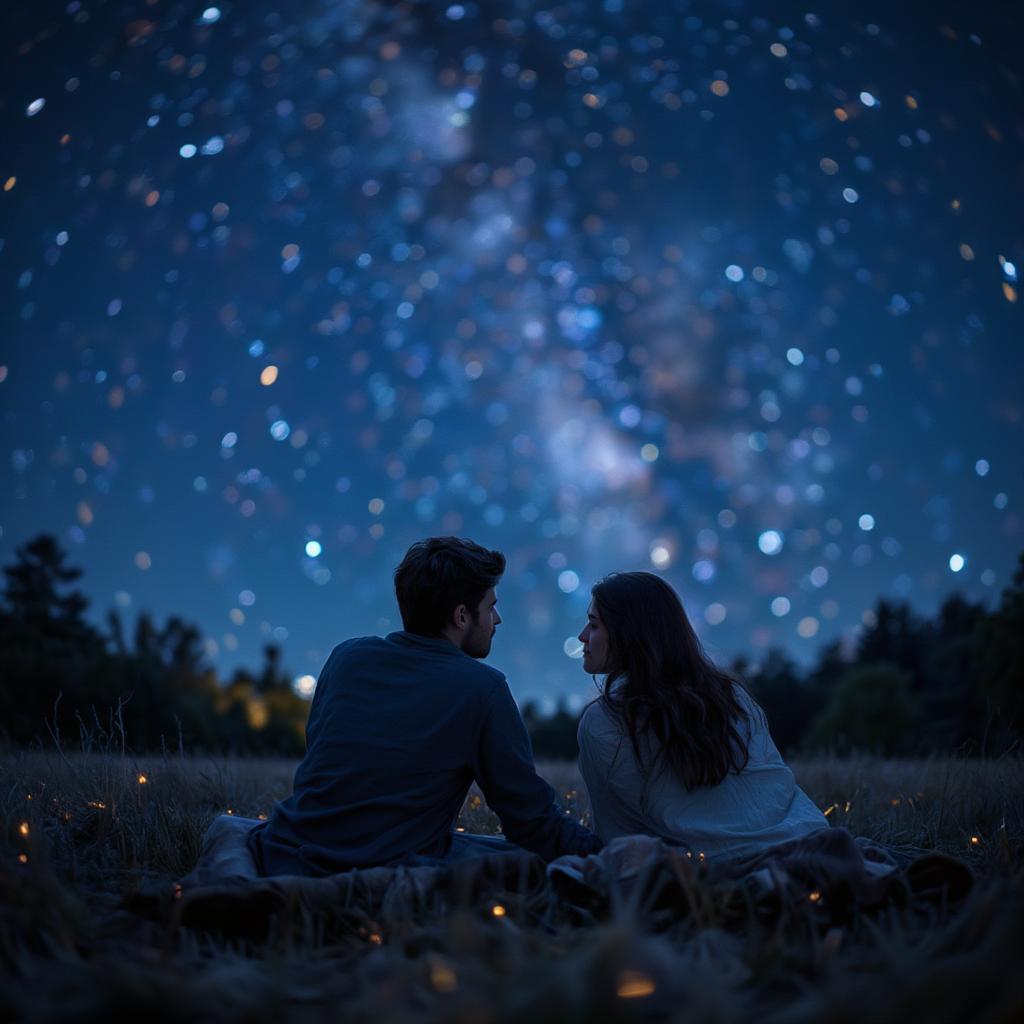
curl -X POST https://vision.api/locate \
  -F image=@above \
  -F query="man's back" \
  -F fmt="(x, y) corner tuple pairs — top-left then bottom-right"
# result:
(250, 631), (598, 875)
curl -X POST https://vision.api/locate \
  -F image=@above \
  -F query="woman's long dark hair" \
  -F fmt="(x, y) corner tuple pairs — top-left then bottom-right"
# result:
(591, 571), (751, 791)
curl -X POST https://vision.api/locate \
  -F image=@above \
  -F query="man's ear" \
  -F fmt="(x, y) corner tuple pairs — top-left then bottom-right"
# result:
(451, 604), (469, 631)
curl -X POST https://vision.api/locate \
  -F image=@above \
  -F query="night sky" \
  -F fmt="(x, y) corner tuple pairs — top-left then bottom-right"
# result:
(2, 0), (1021, 712)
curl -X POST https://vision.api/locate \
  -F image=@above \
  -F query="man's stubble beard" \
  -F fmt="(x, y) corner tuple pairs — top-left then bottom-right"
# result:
(463, 620), (494, 659)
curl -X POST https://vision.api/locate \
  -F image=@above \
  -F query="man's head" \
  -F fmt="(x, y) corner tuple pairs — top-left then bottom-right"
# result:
(394, 537), (505, 658)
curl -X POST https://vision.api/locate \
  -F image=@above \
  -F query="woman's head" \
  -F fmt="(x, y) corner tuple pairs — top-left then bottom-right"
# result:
(580, 571), (700, 677)
(580, 571), (751, 791)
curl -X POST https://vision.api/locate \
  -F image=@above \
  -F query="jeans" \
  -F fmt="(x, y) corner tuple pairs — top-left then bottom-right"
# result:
(404, 831), (527, 867)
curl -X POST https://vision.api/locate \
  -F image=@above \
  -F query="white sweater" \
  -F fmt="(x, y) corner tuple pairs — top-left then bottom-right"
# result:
(577, 684), (828, 861)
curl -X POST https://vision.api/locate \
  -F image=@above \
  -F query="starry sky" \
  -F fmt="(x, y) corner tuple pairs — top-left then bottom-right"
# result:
(2, 0), (1021, 712)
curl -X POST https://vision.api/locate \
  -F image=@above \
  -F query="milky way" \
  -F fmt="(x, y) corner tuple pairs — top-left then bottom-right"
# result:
(2, 1), (1021, 710)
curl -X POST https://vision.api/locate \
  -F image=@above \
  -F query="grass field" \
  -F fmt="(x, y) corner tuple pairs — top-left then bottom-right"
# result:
(2, 744), (1022, 1023)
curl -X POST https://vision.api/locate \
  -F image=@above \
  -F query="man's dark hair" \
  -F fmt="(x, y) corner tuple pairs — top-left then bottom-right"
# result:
(394, 537), (506, 636)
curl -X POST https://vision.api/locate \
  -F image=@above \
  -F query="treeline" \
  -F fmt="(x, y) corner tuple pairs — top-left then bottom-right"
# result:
(0, 535), (309, 755)
(527, 554), (1024, 759)
(1, 534), (1022, 759)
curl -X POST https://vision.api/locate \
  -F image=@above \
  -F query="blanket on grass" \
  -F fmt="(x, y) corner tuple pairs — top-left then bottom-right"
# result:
(172, 815), (973, 940)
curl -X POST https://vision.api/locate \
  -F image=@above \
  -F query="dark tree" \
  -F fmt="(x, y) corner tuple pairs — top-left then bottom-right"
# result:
(807, 663), (918, 754)
(919, 594), (988, 751)
(976, 552), (1024, 746)
(0, 535), (105, 743)
(741, 648), (822, 755)
(856, 600), (928, 689)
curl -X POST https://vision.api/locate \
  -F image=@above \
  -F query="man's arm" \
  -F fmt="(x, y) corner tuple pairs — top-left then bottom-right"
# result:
(471, 679), (602, 861)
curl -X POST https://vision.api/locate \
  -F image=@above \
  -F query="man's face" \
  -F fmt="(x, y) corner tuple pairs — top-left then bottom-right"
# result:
(462, 587), (501, 658)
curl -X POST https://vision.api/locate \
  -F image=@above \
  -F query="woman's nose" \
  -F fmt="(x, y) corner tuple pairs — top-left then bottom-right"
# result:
(577, 626), (587, 643)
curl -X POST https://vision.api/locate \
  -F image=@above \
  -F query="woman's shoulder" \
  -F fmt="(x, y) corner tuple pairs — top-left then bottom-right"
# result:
(732, 682), (766, 725)
(730, 682), (783, 762)
(577, 693), (623, 739)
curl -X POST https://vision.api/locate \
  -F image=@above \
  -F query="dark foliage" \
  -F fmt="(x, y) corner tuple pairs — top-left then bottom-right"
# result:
(0, 535), (308, 754)
(1, 535), (1022, 758)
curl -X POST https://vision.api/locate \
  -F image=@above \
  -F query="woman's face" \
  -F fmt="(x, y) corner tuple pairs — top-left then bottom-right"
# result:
(578, 600), (611, 674)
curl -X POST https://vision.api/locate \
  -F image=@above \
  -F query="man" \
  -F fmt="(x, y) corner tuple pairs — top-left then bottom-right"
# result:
(249, 536), (601, 876)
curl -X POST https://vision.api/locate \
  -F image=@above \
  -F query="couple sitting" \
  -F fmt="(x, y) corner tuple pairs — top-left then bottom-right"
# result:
(249, 536), (826, 876)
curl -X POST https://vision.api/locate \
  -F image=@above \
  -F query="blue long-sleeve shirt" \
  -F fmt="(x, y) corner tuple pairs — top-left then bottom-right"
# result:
(249, 631), (601, 875)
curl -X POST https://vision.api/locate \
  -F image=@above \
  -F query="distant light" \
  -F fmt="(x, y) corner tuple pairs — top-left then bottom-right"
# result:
(294, 674), (316, 698)
(842, 187), (859, 204)
(305, 540), (322, 558)
(797, 616), (819, 638)
(758, 530), (783, 555)
(975, 459), (990, 476)
(770, 42), (788, 57)
(221, 432), (238, 448)
(618, 404), (641, 428)
(725, 264), (744, 282)
(200, 8), (221, 24)
(858, 514), (875, 531)
(771, 596), (791, 617)
(563, 637), (584, 658)
(640, 443), (659, 462)
(650, 544), (671, 569)
(859, 91), (878, 107)
(810, 566), (829, 587)
(692, 560), (715, 582)
(179, 143), (197, 159)
(248, 340), (265, 357)
(260, 365), (278, 386)
(786, 347), (804, 366)
(949, 553), (965, 573)
(446, 3), (465, 19)
(617, 971), (656, 999)
(201, 135), (224, 155)
(704, 603), (727, 625)
(239, 589), (256, 606)
(26, 97), (46, 117)
(270, 420), (290, 441)
(558, 570), (580, 593)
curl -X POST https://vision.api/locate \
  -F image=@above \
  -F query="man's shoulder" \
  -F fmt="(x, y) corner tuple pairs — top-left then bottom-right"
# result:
(328, 635), (384, 660)
(470, 658), (508, 695)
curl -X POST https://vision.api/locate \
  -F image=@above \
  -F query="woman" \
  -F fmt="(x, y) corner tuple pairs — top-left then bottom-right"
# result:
(576, 572), (827, 861)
